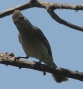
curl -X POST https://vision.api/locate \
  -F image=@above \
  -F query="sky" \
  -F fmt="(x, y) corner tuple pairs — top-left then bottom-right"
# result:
(0, 0), (83, 89)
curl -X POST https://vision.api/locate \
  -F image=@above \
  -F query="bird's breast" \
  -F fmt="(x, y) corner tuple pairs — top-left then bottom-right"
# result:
(20, 35), (48, 60)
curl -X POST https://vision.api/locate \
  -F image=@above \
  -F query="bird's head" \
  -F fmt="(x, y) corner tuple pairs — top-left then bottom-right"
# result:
(12, 10), (32, 30)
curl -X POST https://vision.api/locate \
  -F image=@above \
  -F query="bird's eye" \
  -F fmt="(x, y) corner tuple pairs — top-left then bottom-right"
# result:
(18, 16), (24, 20)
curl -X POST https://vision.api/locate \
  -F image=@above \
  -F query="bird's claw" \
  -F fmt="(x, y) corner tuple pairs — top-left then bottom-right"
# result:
(14, 56), (29, 61)
(43, 71), (46, 75)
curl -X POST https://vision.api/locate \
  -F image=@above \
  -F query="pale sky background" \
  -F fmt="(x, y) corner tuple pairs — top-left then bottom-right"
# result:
(0, 0), (83, 89)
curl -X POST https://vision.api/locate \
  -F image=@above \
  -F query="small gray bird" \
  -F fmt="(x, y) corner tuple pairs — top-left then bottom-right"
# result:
(12, 10), (68, 83)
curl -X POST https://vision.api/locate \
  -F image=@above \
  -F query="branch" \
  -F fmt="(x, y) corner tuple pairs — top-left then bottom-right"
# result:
(47, 9), (83, 31)
(0, 52), (83, 82)
(0, 0), (83, 18)
(0, 0), (83, 32)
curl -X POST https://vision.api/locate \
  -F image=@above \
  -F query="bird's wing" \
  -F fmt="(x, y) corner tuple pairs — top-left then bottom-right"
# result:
(18, 33), (21, 44)
(34, 26), (53, 57)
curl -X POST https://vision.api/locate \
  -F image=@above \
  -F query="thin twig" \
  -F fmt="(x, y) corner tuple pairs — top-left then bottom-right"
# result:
(47, 9), (83, 31)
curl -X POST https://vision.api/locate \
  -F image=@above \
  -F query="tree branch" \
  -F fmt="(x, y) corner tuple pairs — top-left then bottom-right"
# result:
(47, 9), (83, 31)
(0, 0), (83, 32)
(0, 52), (83, 82)
(0, 0), (83, 18)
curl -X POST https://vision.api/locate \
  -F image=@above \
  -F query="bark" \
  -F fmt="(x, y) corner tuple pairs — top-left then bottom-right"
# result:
(0, 52), (83, 82)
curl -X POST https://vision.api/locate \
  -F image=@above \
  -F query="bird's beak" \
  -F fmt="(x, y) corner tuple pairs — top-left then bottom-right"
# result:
(13, 19), (20, 25)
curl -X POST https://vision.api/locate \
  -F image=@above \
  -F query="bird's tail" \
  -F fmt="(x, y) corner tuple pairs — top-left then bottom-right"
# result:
(51, 62), (68, 83)
(52, 73), (68, 83)
(43, 56), (68, 83)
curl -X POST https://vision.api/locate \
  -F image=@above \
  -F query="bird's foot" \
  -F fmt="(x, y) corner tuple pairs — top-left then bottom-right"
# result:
(38, 60), (46, 75)
(33, 60), (46, 75)
(14, 56), (29, 61)
(43, 71), (46, 75)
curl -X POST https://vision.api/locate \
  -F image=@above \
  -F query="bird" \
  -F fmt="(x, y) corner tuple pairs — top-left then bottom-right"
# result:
(12, 10), (68, 83)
